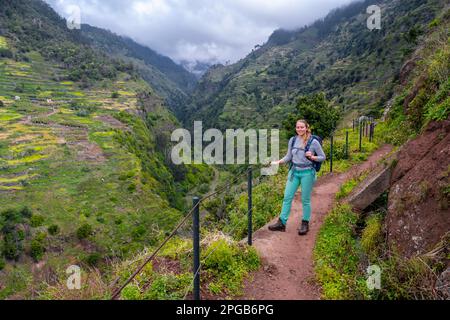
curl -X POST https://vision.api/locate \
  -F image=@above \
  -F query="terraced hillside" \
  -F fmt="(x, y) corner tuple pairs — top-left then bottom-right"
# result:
(0, 33), (211, 298)
(185, 0), (447, 130)
(81, 24), (198, 119)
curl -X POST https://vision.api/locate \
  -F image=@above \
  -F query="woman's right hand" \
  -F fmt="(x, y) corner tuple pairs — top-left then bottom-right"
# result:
(270, 160), (282, 166)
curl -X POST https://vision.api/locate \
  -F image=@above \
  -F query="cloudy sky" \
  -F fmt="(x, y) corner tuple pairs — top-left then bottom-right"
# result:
(45, 0), (355, 65)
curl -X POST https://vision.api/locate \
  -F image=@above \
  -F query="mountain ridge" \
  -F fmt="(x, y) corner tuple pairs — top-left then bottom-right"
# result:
(184, 0), (446, 130)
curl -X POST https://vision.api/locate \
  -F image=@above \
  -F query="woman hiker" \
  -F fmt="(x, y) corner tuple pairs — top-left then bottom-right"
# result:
(268, 119), (326, 235)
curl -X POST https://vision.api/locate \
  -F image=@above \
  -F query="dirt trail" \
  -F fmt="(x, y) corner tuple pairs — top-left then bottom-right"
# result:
(241, 144), (394, 300)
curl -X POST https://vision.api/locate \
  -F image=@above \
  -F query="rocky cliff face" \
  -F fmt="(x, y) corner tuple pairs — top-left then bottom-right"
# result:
(386, 117), (450, 258)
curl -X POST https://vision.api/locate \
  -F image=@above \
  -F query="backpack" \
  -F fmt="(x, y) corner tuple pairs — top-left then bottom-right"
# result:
(288, 135), (323, 172)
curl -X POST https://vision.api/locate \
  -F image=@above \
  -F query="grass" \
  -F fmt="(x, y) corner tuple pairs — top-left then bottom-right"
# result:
(110, 234), (260, 300)
(0, 173), (37, 184)
(313, 204), (369, 300)
(0, 109), (22, 122)
(361, 214), (383, 261)
(0, 36), (8, 49)
(335, 171), (369, 200)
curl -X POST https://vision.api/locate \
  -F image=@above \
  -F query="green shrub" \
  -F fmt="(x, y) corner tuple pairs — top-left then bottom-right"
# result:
(0, 257), (5, 270)
(131, 225), (146, 241)
(0, 48), (13, 58)
(1, 208), (22, 225)
(111, 91), (120, 99)
(2, 233), (23, 260)
(47, 224), (59, 235)
(77, 223), (93, 239)
(76, 110), (90, 117)
(121, 284), (141, 300)
(84, 252), (102, 266)
(30, 214), (45, 227)
(19, 207), (32, 219)
(428, 18), (440, 28)
(144, 273), (192, 300)
(0, 100), (4, 108)
(202, 239), (260, 295)
(203, 239), (237, 273)
(361, 214), (383, 261)
(378, 254), (436, 299)
(284, 92), (340, 138)
(14, 83), (25, 93)
(30, 232), (47, 262)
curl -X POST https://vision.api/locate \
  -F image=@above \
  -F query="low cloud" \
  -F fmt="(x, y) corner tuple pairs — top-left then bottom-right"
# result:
(46, 0), (354, 65)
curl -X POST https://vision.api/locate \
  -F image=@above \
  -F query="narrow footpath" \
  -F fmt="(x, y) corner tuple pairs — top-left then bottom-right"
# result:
(241, 144), (394, 300)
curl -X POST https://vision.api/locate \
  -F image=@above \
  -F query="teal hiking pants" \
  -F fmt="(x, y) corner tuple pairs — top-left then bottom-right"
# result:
(280, 168), (317, 225)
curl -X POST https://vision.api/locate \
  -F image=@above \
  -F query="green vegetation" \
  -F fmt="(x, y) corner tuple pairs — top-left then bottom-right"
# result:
(202, 239), (260, 296)
(0, 2), (208, 299)
(313, 9), (450, 300)
(30, 232), (47, 262)
(376, 14), (449, 145)
(314, 200), (447, 299)
(336, 172), (369, 200)
(0, 36), (8, 49)
(109, 235), (259, 300)
(0, 206), (47, 265)
(360, 214), (383, 261)
(111, 91), (120, 99)
(284, 93), (340, 138)
(76, 223), (93, 240)
(314, 204), (368, 299)
(186, 0), (447, 130)
(47, 224), (59, 235)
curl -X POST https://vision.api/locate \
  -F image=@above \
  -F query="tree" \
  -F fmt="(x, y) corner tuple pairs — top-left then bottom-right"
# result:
(14, 83), (25, 93)
(283, 92), (340, 138)
(0, 48), (13, 58)
(77, 223), (93, 239)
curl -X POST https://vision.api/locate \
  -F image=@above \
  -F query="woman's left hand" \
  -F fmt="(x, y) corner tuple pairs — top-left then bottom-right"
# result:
(305, 151), (313, 159)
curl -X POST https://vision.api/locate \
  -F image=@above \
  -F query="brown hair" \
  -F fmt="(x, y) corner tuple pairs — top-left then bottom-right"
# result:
(296, 119), (312, 147)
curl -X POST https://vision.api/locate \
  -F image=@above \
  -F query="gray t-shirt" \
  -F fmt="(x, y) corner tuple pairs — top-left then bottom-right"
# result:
(282, 136), (326, 169)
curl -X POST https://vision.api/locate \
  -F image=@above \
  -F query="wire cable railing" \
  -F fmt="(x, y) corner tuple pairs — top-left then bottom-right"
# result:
(181, 206), (254, 300)
(110, 165), (254, 300)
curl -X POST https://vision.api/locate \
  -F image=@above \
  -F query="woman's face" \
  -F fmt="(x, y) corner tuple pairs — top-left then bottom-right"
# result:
(296, 122), (307, 136)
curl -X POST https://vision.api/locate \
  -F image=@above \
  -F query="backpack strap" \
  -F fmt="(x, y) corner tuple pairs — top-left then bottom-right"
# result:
(288, 136), (297, 171)
(291, 135), (297, 149)
(305, 136), (315, 153)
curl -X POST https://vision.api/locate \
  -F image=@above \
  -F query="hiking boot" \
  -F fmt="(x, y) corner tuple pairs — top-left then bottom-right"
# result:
(298, 220), (309, 236)
(268, 218), (286, 232)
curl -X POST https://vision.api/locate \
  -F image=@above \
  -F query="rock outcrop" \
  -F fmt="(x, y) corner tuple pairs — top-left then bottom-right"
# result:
(386, 117), (450, 258)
